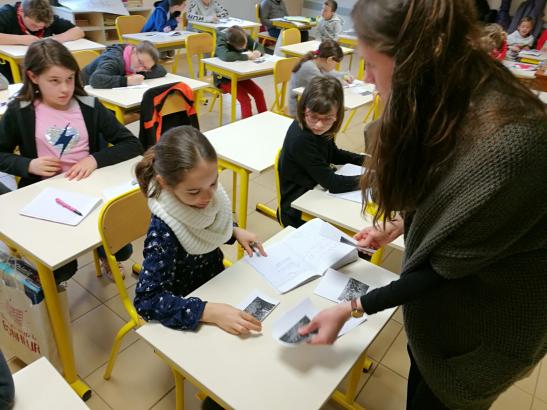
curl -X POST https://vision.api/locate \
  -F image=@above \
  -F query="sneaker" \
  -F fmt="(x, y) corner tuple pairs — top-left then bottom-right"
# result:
(99, 257), (126, 282)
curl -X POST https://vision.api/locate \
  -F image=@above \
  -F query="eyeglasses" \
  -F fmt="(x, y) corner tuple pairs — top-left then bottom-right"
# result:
(305, 109), (337, 124)
(135, 53), (152, 72)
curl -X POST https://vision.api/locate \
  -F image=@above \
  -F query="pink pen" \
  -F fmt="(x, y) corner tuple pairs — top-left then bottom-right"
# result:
(55, 198), (83, 216)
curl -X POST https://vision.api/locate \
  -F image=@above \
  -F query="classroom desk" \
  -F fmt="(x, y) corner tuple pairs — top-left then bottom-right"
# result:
(0, 157), (140, 400)
(0, 39), (105, 84)
(202, 55), (283, 122)
(84, 73), (209, 124)
(190, 18), (260, 43)
(271, 17), (316, 30)
(137, 226), (399, 410)
(204, 111), (292, 257)
(338, 31), (357, 47)
(0, 83), (22, 116)
(291, 188), (405, 251)
(12, 357), (89, 410)
(293, 83), (373, 111)
(280, 40), (354, 59)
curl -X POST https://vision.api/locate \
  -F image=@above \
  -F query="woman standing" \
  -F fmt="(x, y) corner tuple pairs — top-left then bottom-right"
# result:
(299, 1), (547, 409)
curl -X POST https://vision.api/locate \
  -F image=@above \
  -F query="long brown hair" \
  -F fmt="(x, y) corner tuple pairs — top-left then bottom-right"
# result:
(293, 39), (343, 73)
(296, 76), (344, 137)
(352, 0), (545, 224)
(18, 38), (86, 103)
(135, 126), (217, 198)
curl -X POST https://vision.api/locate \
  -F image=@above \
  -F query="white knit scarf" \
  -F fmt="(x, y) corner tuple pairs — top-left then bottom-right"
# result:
(148, 184), (233, 255)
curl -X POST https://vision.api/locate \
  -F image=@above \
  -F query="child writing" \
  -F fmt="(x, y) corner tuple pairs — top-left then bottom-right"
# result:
(141, 0), (187, 33)
(0, 39), (143, 282)
(278, 76), (364, 228)
(187, 0), (228, 23)
(288, 39), (348, 117)
(81, 41), (167, 89)
(316, 0), (344, 42)
(507, 16), (534, 53)
(215, 26), (267, 119)
(134, 125), (266, 334)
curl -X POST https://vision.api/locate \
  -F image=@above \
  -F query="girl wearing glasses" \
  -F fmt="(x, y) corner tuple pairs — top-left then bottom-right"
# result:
(278, 76), (364, 228)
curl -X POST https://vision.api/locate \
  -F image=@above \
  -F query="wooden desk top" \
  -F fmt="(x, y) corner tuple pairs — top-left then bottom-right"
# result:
(281, 40), (354, 57)
(122, 30), (193, 45)
(201, 55), (283, 76)
(0, 39), (105, 59)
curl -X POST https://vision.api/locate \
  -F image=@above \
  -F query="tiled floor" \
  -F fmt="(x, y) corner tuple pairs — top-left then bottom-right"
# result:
(4, 51), (546, 410)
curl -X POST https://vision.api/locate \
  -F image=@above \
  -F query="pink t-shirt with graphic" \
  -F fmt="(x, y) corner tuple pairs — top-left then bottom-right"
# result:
(35, 99), (90, 174)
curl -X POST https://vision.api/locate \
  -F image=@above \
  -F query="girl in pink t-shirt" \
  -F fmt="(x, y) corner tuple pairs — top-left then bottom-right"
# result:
(0, 39), (142, 282)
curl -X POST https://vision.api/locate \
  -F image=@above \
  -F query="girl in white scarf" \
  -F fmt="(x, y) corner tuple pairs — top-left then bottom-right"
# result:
(134, 126), (266, 336)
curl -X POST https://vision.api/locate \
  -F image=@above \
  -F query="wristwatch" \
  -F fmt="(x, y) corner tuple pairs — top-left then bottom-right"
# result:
(350, 298), (364, 318)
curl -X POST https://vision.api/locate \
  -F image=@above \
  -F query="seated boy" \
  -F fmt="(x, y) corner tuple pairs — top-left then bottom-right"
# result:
(81, 41), (167, 89)
(0, 0), (84, 81)
(316, 0), (343, 41)
(507, 16), (535, 53)
(142, 0), (187, 33)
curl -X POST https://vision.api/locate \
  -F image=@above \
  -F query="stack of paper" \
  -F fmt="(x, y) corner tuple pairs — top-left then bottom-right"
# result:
(19, 188), (102, 226)
(326, 163), (364, 203)
(245, 219), (358, 293)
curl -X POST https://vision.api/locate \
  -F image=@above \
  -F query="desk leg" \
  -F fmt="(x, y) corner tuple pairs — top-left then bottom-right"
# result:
(230, 73), (238, 123)
(100, 101), (125, 124)
(330, 350), (367, 410)
(171, 366), (185, 410)
(5, 56), (21, 83)
(35, 261), (91, 400)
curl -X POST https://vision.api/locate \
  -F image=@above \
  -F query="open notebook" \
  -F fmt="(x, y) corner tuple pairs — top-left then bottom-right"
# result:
(327, 163), (364, 203)
(20, 187), (102, 226)
(245, 219), (358, 293)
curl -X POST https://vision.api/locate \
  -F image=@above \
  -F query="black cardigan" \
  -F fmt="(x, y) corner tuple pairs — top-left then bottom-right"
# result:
(278, 120), (365, 227)
(0, 95), (143, 187)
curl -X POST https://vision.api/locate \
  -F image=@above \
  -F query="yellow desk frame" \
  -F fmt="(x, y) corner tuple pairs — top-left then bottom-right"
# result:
(0, 234), (92, 400)
(0, 54), (21, 83)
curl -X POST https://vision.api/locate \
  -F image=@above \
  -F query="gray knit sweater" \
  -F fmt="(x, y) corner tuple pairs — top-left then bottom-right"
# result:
(401, 87), (547, 409)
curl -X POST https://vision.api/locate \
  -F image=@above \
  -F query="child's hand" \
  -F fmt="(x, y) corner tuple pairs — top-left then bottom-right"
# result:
(28, 156), (61, 177)
(201, 302), (262, 335)
(233, 227), (267, 257)
(252, 50), (262, 59)
(163, 26), (172, 33)
(65, 156), (97, 181)
(21, 35), (41, 45)
(211, 15), (219, 23)
(127, 74), (145, 86)
(343, 74), (354, 84)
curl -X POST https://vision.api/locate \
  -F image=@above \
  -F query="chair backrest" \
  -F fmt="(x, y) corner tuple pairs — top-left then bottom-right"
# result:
(98, 188), (150, 319)
(255, 3), (262, 22)
(181, 11), (188, 28)
(115, 15), (146, 42)
(185, 33), (215, 79)
(281, 28), (301, 46)
(72, 50), (100, 70)
(271, 57), (298, 115)
(274, 148), (283, 226)
(160, 92), (190, 116)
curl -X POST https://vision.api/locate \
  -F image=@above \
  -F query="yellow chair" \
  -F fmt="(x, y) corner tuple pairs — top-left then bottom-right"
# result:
(255, 4), (276, 45)
(256, 149), (283, 224)
(99, 188), (151, 380)
(271, 57), (298, 115)
(185, 33), (223, 126)
(72, 50), (100, 70)
(281, 28), (301, 46)
(115, 15), (146, 42)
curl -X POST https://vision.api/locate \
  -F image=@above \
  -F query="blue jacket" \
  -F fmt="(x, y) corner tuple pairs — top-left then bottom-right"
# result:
(142, 0), (180, 32)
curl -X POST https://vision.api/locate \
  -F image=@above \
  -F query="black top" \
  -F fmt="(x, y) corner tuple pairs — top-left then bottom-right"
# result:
(81, 44), (167, 89)
(0, 3), (74, 36)
(278, 120), (364, 227)
(0, 95), (143, 187)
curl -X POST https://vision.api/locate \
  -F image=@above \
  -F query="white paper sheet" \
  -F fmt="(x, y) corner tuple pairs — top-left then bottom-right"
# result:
(326, 164), (364, 203)
(237, 289), (279, 322)
(314, 268), (370, 303)
(101, 179), (139, 201)
(245, 219), (358, 293)
(59, 0), (129, 15)
(20, 188), (102, 226)
(272, 298), (318, 345)
(217, 17), (251, 28)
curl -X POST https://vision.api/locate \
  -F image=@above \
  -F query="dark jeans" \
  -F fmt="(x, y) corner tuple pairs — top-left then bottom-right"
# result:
(0, 181), (11, 195)
(407, 345), (450, 410)
(53, 244), (133, 284)
(0, 351), (14, 410)
(268, 27), (281, 38)
(267, 28), (309, 42)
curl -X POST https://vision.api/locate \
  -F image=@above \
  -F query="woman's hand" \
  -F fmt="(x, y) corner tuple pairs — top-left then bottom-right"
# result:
(65, 156), (97, 180)
(201, 302), (262, 335)
(354, 216), (404, 249)
(233, 227), (267, 257)
(298, 302), (351, 345)
(28, 156), (61, 177)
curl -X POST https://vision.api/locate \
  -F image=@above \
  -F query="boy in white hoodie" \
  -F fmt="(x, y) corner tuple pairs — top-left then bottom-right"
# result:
(316, 0), (343, 41)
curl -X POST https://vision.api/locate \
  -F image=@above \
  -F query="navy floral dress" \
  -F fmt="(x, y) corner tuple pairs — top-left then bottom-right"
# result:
(134, 215), (234, 330)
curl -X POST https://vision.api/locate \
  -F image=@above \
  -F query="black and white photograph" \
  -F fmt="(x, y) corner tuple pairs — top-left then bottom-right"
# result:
(279, 316), (317, 344)
(243, 296), (277, 321)
(337, 278), (370, 301)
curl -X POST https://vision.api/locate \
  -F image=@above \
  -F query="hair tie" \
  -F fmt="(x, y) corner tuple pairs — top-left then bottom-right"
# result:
(314, 49), (320, 55)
